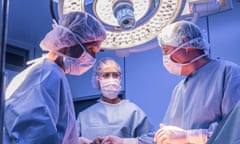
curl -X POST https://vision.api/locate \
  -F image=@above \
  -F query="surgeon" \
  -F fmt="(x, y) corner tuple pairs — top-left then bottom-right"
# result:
(154, 20), (240, 144)
(77, 57), (154, 143)
(4, 11), (106, 144)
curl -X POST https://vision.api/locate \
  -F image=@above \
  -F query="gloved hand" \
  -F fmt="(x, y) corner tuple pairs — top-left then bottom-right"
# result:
(79, 136), (92, 144)
(154, 124), (207, 144)
(101, 135), (124, 144)
(89, 135), (137, 144)
(91, 136), (105, 144)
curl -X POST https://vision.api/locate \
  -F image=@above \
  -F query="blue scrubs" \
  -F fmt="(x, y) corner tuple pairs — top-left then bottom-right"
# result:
(4, 58), (79, 144)
(207, 100), (240, 144)
(163, 59), (240, 137)
(77, 99), (154, 140)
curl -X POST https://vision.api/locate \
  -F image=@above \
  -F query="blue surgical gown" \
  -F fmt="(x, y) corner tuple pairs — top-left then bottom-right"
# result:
(207, 100), (240, 144)
(77, 99), (154, 140)
(163, 59), (240, 134)
(4, 58), (79, 144)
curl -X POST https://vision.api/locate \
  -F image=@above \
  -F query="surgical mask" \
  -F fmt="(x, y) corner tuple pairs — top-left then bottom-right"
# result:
(163, 39), (208, 75)
(99, 78), (121, 99)
(56, 50), (96, 76)
(163, 54), (206, 75)
(63, 51), (96, 75)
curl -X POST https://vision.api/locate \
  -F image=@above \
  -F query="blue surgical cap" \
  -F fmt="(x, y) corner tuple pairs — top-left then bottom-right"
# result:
(158, 20), (209, 51)
(40, 11), (106, 52)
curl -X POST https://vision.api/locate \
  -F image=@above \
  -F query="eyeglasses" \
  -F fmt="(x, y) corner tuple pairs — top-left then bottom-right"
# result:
(98, 72), (121, 79)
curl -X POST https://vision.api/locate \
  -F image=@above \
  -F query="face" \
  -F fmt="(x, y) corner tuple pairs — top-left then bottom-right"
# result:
(161, 45), (202, 64)
(98, 67), (121, 80)
(83, 41), (102, 58)
(98, 66), (122, 103)
(58, 41), (102, 59)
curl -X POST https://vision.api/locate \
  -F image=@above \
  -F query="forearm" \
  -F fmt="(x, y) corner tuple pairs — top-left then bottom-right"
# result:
(154, 124), (219, 144)
(186, 129), (208, 144)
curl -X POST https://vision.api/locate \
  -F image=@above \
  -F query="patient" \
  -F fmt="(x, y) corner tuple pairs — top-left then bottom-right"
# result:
(77, 57), (154, 143)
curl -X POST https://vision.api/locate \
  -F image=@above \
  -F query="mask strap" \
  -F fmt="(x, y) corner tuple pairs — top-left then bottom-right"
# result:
(26, 54), (47, 65)
(52, 19), (58, 28)
(181, 53), (208, 66)
(53, 51), (76, 60)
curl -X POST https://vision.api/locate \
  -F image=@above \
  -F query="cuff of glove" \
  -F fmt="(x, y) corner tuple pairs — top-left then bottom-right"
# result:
(186, 129), (208, 144)
(123, 138), (138, 144)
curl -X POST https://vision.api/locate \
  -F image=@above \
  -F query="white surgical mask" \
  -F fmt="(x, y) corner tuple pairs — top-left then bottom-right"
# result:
(163, 39), (207, 75)
(162, 54), (182, 75)
(99, 78), (121, 99)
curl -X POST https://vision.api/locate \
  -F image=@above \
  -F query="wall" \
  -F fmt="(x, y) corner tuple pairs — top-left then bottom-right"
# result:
(4, 0), (240, 130)
(5, 0), (53, 84)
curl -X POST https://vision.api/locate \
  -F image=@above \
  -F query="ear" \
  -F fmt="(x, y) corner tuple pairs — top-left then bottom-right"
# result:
(48, 52), (59, 61)
(184, 47), (190, 53)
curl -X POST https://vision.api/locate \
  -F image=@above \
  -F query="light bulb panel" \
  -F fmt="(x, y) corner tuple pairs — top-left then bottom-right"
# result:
(58, 0), (185, 50)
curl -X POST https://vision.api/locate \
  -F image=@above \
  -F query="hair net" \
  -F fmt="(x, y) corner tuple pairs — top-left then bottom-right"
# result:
(40, 11), (106, 52)
(92, 57), (121, 88)
(158, 20), (209, 51)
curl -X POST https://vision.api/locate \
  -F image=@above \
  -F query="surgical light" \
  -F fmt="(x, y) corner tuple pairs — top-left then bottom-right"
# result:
(56, 0), (233, 56)
(58, 0), (185, 51)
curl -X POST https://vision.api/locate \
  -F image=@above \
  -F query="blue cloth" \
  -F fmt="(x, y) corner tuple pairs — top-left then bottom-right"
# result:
(207, 101), (240, 144)
(163, 59), (240, 136)
(4, 58), (79, 144)
(77, 99), (154, 140)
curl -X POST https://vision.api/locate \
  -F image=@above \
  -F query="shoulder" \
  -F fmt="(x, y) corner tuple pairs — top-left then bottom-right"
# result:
(214, 59), (239, 68)
(29, 59), (67, 90)
(216, 59), (240, 74)
(121, 99), (147, 114)
(79, 102), (102, 114)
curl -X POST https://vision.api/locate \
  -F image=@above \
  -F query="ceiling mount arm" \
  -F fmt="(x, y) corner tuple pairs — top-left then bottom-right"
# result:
(50, 0), (58, 24)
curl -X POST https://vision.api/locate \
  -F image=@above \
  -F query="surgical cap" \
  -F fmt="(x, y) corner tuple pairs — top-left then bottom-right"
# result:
(40, 11), (106, 52)
(92, 57), (121, 88)
(158, 20), (208, 51)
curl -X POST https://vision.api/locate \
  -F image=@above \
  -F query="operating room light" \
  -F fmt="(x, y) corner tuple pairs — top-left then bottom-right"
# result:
(57, 0), (233, 55)
(58, 0), (184, 50)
